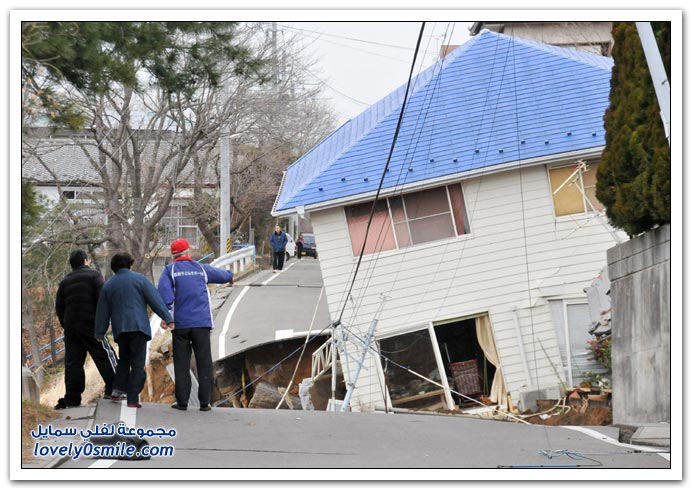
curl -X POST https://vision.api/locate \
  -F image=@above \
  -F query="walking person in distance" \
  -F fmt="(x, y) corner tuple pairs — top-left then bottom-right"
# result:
(296, 233), (305, 260)
(270, 224), (288, 272)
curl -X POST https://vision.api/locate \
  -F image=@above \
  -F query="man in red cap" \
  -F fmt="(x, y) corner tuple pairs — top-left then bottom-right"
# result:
(157, 238), (234, 411)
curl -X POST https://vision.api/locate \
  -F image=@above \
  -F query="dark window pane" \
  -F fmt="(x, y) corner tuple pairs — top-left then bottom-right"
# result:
(380, 330), (444, 408)
(403, 187), (450, 219)
(447, 184), (469, 235)
(394, 222), (411, 248)
(409, 213), (455, 245)
(389, 196), (406, 223)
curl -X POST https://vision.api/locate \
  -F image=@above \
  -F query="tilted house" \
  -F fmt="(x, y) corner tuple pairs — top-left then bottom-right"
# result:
(272, 30), (624, 412)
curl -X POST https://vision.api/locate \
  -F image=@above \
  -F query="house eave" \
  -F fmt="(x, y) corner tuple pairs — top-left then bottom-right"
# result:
(272, 146), (604, 217)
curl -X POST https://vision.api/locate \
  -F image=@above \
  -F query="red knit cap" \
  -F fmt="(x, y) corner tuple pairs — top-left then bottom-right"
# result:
(170, 238), (190, 256)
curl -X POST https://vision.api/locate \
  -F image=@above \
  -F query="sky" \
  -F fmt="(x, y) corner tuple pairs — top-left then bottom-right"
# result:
(277, 21), (474, 125)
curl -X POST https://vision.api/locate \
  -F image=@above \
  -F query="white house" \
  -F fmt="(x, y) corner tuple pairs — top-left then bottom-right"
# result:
(22, 129), (217, 278)
(272, 30), (625, 412)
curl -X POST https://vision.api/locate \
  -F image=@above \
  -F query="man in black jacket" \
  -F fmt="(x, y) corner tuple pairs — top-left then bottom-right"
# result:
(54, 250), (118, 409)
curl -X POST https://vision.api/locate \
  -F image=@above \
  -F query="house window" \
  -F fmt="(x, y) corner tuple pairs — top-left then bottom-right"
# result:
(548, 163), (605, 217)
(379, 329), (445, 409)
(345, 200), (397, 256)
(549, 300), (607, 387)
(162, 205), (200, 248)
(61, 190), (78, 200)
(345, 183), (469, 256)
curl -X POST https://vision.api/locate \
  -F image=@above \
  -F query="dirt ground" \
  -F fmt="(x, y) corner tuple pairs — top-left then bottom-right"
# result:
(21, 400), (58, 463)
(40, 355), (108, 408)
(522, 396), (612, 426)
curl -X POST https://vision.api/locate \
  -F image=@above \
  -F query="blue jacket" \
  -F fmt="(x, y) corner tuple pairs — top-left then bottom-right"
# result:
(95, 269), (172, 341)
(270, 231), (288, 252)
(157, 257), (233, 329)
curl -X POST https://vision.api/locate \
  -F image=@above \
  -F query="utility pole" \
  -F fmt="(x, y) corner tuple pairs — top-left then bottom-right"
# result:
(636, 22), (671, 146)
(219, 127), (231, 256)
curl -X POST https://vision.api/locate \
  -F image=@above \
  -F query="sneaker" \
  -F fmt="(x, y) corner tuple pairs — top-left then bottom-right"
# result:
(171, 403), (188, 411)
(109, 390), (126, 401)
(200, 405), (211, 412)
(54, 398), (80, 410)
(127, 403), (142, 408)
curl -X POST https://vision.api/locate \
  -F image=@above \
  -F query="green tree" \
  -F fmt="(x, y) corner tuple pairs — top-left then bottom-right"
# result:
(596, 22), (671, 237)
(21, 180), (43, 240)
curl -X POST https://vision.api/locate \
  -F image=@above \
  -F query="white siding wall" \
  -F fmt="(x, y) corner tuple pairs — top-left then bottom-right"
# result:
(311, 165), (622, 411)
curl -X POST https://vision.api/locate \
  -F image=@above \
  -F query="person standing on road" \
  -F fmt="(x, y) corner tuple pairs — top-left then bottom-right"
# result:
(296, 233), (304, 260)
(54, 250), (118, 409)
(95, 253), (174, 409)
(270, 224), (288, 272)
(157, 238), (234, 412)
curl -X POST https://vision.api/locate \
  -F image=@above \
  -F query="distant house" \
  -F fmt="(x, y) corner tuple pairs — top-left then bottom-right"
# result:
(272, 30), (625, 412)
(22, 128), (217, 278)
(469, 21), (614, 56)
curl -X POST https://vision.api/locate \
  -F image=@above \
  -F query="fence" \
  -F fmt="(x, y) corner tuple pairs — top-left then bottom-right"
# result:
(25, 336), (65, 369)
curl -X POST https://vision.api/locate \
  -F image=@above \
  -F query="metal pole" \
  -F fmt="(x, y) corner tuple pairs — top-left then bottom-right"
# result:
(340, 295), (388, 412)
(635, 22), (671, 146)
(219, 128), (230, 255)
(331, 322), (337, 411)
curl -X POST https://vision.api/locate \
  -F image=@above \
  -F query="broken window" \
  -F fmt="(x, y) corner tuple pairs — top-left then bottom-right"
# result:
(379, 329), (445, 410)
(548, 163), (605, 217)
(344, 183), (470, 256)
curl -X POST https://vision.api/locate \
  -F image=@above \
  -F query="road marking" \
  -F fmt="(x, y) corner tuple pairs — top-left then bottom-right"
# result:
(261, 260), (298, 285)
(218, 286), (250, 359)
(89, 459), (118, 468)
(275, 329), (315, 340)
(89, 401), (137, 469)
(562, 426), (670, 460)
(218, 260), (300, 358)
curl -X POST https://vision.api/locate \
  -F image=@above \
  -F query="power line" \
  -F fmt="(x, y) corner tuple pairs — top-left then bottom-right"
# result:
(277, 23), (439, 54)
(337, 22), (427, 325)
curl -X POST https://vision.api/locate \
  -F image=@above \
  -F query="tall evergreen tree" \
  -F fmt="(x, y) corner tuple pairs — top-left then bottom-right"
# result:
(596, 22), (671, 237)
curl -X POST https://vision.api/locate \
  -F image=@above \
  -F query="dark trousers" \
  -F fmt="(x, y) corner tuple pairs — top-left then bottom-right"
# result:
(297, 243), (304, 259)
(272, 250), (285, 270)
(172, 328), (213, 407)
(63, 329), (117, 405)
(113, 332), (148, 405)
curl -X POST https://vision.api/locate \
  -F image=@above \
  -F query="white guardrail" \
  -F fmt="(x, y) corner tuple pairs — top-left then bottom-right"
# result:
(147, 245), (256, 358)
(209, 245), (256, 274)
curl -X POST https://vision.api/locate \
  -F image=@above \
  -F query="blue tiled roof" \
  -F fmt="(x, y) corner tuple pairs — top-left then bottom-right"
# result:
(274, 30), (613, 213)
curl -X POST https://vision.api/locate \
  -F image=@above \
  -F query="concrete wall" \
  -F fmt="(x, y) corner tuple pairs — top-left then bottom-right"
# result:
(608, 224), (670, 424)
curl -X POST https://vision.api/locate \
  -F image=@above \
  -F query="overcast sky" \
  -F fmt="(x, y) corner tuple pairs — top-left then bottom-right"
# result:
(279, 21), (474, 125)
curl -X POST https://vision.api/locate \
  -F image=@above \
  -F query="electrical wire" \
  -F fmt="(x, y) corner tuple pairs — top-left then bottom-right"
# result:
(336, 22), (427, 326)
(277, 23), (439, 55)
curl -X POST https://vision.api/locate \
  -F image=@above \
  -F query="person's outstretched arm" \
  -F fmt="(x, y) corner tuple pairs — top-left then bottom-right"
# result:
(203, 265), (233, 285)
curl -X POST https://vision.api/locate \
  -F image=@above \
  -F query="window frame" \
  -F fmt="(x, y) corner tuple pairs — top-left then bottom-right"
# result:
(547, 162), (604, 220)
(344, 182), (472, 258)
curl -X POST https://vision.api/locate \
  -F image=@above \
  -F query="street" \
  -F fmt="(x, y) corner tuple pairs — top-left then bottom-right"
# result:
(49, 398), (669, 470)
